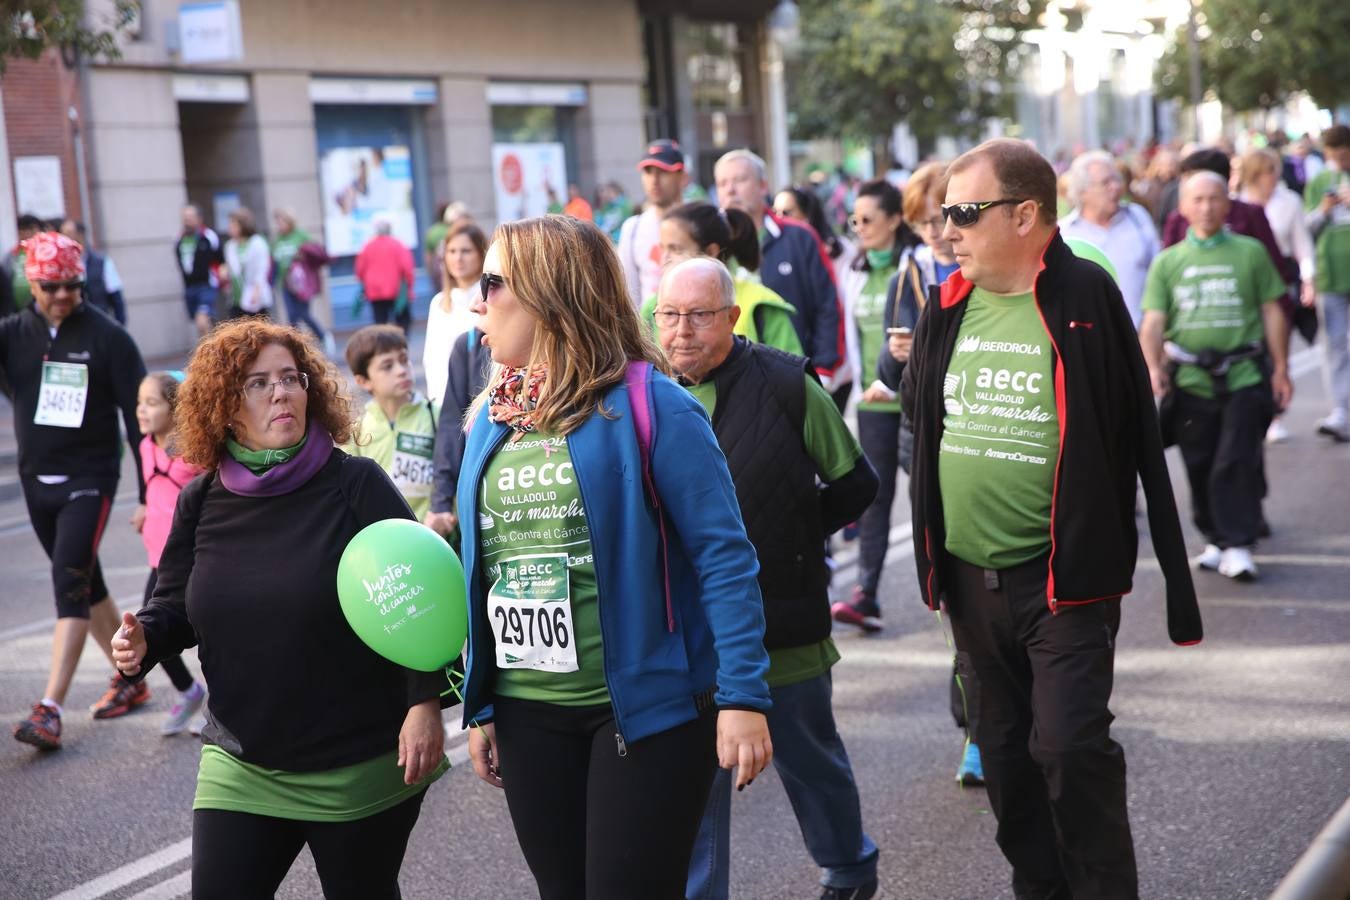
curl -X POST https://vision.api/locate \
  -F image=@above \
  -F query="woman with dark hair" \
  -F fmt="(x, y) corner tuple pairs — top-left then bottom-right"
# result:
(641, 202), (802, 354)
(774, 184), (856, 278)
(461, 215), (772, 899)
(830, 178), (920, 632)
(111, 320), (448, 899)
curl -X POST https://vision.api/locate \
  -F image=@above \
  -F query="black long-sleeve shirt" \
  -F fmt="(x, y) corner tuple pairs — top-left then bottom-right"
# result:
(430, 329), (491, 514)
(136, 449), (448, 771)
(0, 302), (146, 499)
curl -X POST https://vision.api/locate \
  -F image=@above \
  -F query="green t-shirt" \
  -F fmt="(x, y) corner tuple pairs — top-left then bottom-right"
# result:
(177, 235), (197, 277)
(423, 222), (449, 256)
(194, 744), (447, 822)
(855, 262), (900, 413)
(938, 288), (1058, 570)
(1141, 229), (1284, 399)
(685, 371), (862, 686)
(1304, 168), (1350, 294)
(11, 250), (31, 309)
(271, 229), (309, 283)
(479, 433), (608, 706)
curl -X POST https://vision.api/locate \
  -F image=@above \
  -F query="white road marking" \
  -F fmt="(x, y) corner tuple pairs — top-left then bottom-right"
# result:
(123, 869), (191, 900)
(47, 838), (192, 900)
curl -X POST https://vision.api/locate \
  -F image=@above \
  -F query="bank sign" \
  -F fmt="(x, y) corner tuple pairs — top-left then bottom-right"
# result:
(179, 1), (244, 64)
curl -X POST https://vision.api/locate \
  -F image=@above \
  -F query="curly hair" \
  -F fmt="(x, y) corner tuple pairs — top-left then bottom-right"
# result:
(175, 320), (353, 470)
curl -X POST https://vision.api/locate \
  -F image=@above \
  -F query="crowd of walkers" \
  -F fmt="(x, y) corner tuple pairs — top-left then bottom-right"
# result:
(2, 121), (1347, 899)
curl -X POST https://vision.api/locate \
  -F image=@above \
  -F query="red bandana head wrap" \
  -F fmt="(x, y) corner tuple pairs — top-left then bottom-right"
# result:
(23, 232), (85, 283)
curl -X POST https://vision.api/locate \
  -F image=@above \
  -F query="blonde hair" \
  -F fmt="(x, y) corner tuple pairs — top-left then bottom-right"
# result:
(1237, 148), (1279, 188)
(470, 215), (669, 436)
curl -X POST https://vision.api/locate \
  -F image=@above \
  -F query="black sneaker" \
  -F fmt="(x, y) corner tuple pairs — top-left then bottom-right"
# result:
(831, 587), (884, 633)
(821, 880), (878, 900)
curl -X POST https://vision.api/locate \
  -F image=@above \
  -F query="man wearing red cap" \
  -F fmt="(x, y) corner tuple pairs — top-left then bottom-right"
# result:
(618, 139), (690, 307)
(4, 231), (148, 751)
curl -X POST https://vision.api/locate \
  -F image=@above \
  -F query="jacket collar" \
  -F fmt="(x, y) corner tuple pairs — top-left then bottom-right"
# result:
(938, 228), (1063, 310)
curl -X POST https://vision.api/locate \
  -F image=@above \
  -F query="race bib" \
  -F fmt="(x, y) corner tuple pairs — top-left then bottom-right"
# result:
(34, 362), (88, 428)
(389, 432), (434, 498)
(488, 553), (576, 672)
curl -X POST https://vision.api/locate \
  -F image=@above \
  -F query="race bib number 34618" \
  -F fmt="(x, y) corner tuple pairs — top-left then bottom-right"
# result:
(489, 552), (577, 673)
(34, 361), (89, 428)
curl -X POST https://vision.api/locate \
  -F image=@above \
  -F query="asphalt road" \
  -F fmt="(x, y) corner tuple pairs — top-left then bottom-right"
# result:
(0, 347), (1346, 899)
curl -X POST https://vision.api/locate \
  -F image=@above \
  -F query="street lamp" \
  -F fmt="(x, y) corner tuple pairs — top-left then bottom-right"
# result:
(765, 1), (800, 188)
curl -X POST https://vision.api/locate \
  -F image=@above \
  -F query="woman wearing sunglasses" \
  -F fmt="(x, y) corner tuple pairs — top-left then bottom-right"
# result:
(460, 215), (772, 900)
(829, 179), (921, 633)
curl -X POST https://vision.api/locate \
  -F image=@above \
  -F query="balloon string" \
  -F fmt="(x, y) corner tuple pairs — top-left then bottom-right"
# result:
(442, 663), (493, 752)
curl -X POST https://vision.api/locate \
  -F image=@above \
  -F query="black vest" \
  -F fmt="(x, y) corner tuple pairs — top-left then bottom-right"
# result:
(706, 340), (830, 650)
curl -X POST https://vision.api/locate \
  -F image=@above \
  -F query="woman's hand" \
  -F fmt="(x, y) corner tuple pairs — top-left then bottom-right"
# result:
(716, 709), (772, 790)
(861, 383), (896, 404)
(468, 722), (503, 789)
(110, 611), (147, 677)
(887, 332), (913, 363)
(398, 700), (445, 785)
(130, 504), (146, 534)
(423, 511), (458, 538)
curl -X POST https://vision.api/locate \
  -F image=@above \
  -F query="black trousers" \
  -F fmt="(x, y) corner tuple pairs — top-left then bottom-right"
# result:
(493, 696), (718, 900)
(946, 555), (1137, 900)
(370, 298), (411, 334)
(1174, 385), (1271, 548)
(191, 787), (427, 899)
(20, 475), (115, 618)
(856, 409), (904, 599)
(142, 569), (195, 692)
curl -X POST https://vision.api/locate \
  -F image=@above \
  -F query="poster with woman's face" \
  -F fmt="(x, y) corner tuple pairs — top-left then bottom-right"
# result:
(491, 143), (567, 224)
(319, 145), (417, 256)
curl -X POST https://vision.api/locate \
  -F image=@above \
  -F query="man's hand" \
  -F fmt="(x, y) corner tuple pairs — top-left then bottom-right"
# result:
(131, 504), (146, 533)
(860, 382), (896, 404)
(423, 511), (458, 538)
(1149, 367), (1171, 399)
(398, 700), (445, 785)
(1271, 368), (1293, 412)
(468, 722), (503, 788)
(887, 332), (913, 363)
(716, 709), (772, 790)
(110, 611), (147, 677)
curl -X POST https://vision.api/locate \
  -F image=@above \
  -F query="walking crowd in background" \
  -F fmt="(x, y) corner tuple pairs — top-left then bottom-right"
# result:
(2, 117), (1347, 899)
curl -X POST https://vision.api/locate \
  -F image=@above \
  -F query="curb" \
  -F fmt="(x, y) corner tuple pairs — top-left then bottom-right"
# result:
(1269, 796), (1350, 900)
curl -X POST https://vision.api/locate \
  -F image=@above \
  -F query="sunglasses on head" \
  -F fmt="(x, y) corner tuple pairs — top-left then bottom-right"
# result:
(479, 272), (506, 298)
(38, 280), (83, 294)
(939, 199), (1030, 228)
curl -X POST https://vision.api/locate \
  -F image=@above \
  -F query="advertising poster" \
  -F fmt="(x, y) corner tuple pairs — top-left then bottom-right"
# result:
(491, 143), (567, 224)
(319, 145), (417, 256)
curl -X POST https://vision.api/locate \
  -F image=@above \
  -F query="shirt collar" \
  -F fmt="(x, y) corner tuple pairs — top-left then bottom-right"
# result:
(1185, 226), (1230, 249)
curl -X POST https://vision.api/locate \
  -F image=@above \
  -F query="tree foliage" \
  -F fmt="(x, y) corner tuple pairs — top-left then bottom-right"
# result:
(1156, 0), (1350, 113)
(1, 1), (137, 74)
(788, 0), (1045, 153)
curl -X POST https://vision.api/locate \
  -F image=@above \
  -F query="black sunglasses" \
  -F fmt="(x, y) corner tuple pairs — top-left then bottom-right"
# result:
(939, 199), (1030, 228)
(38, 280), (84, 294)
(479, 272), (506, 299)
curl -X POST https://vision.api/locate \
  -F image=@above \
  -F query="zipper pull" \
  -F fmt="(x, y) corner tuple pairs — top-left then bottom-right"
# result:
(615, 732), (628, 758)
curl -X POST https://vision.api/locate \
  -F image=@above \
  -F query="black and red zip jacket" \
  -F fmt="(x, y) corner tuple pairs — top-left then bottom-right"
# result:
(900, 231), (1202, 646)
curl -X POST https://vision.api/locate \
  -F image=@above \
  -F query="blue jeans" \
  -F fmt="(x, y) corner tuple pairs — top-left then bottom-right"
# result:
(686, 671), (878, 898)
(282, 286), (327, 340)
(1322, 291), (1349, 415)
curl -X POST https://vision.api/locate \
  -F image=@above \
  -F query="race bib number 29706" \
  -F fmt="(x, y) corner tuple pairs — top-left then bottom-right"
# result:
(489, 553), (577, 673)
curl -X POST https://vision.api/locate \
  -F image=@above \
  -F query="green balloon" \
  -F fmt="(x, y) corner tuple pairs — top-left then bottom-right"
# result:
(1065, 237), (1119, 283)
(337, 519), (467, 672)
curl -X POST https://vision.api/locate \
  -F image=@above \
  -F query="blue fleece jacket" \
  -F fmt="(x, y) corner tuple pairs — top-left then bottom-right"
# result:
(457, 370), (771, 743)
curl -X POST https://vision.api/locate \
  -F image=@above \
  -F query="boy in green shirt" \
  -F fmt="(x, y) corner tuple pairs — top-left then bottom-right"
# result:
(342, 325), (439, 521)
(1303, 124), (1350, 441)
(1140, 170), (1289, 581)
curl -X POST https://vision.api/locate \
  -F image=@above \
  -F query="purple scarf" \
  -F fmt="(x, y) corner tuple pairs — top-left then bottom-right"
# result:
(219, 419), (332, 497)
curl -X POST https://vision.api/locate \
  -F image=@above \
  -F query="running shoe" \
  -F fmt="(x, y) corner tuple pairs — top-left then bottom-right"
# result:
(1218, 547), (1258, 581)
(90, 674), (150, 719)
(189, 712), (208, 736)
(161, 683), (206, 736)
(956, 742), (985, 786)
(1194, 544), (1222, 571)
(1316, 413), (1350, 443)
(13, 702), (61, 751)
(831, 588), (883, 633)
(820, 880), (878, 900)
(1265, 419), (1290, 443)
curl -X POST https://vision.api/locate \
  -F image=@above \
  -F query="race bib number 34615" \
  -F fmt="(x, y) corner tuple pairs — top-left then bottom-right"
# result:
(34, 361), (88, 428)
(489, 553), (577, 673)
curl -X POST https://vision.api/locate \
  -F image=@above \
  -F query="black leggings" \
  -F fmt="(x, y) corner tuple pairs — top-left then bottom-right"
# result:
(21, 475), (114, 618)
(493, 697), (718, 900)
(142, 569), (195, 692)
(191, 788), (427, 899)
(856, 409), (903, 599)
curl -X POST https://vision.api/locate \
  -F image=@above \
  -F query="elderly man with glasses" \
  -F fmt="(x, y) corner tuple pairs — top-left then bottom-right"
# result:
(900, 139), (1202, 900)
(4, 231), (148, 751)
(655, 256), (881, 900)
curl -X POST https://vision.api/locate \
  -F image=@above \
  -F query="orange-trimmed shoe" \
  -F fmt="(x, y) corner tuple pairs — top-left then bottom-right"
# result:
(13, 702), (62, 750)
(90, 675), (150, 719)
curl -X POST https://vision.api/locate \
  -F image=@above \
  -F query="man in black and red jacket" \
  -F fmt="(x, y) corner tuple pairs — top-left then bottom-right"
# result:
(900, 139), (1202, 900)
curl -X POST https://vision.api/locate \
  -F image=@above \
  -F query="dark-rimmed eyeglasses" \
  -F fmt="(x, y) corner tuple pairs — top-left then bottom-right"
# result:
(38, 280), (83, 294)
(241, 372), (308, 400)
(940, 199), (1030, 228)
(653, 307), (733, 330)
(479, 272), (506, 299)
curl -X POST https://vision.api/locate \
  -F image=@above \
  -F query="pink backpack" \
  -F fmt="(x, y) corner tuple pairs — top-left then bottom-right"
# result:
(623, 360), (674, 632)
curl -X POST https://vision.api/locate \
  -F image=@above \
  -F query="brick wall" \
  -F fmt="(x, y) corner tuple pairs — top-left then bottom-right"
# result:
(4, 51), (84, 229)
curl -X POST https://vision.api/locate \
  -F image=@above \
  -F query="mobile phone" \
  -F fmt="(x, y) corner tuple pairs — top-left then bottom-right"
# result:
(886, 327), (912, 335)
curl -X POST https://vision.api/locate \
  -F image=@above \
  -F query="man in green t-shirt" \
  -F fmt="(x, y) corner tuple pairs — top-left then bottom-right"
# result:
(1304, 124), (1350, 441)
(1141, 170), (1290, 581)
(657, 257), (882, 899)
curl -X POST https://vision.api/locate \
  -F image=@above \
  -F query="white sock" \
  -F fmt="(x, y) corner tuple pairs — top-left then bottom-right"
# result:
(40, 698), (64, 717)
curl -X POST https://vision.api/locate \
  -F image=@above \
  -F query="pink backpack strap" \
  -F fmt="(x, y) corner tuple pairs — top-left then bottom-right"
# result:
(625, 360), (674, 632)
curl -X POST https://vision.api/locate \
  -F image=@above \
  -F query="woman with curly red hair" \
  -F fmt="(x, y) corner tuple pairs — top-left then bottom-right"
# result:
(111, 320), (448, 899)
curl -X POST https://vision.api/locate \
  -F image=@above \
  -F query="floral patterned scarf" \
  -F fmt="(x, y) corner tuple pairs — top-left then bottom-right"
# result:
(488, 364), (548, 434)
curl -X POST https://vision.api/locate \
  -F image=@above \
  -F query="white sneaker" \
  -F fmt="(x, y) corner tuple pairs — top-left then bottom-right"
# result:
(1194, 544), (1223, 571)
(1316, 410), (1349, 443)
(161, 684), (206, 736)
(1266, 419), (1290, 444)
(188, 712), (208, 736)
(1218, 546), (1258, 581)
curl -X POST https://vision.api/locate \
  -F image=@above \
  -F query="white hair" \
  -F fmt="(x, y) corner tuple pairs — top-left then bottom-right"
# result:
(659, 256), (735, 310)
(373, 215), (394, 236)
(1066, 151), (1117, 206)
(1180, 169), (1228, 196)
(714, 148), (767, 183)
